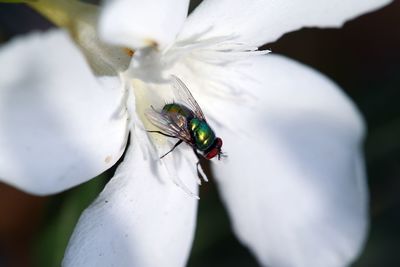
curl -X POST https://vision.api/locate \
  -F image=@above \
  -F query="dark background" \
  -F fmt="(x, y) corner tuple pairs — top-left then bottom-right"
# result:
(0, 1), (399, 266)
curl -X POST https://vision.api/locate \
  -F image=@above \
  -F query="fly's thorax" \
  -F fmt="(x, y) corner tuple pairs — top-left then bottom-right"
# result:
(190, 118), (216, 151)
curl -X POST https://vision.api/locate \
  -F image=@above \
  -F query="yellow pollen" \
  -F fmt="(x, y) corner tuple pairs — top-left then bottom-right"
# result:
(123, 48), (134, 57)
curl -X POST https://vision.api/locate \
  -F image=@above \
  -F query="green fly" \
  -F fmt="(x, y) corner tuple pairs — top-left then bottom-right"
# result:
(146, 75), (224, 167)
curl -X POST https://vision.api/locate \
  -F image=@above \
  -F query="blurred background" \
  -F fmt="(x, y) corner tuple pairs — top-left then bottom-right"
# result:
(0, 1), (399, 266)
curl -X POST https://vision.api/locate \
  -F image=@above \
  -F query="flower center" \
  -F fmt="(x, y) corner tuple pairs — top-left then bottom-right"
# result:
(119, 35), (268, 198)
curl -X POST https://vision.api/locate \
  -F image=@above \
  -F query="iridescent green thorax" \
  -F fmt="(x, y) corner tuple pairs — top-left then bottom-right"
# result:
(190, 118), (216, 151)
(161, 103), (216, 151)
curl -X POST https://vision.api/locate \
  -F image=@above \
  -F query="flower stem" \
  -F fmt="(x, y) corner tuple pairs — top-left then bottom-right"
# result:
(27, 0), (97, 29)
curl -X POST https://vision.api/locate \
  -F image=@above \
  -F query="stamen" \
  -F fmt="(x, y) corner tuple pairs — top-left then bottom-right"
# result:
(163, 33), (269, 110)
(166, 34), (269, 66)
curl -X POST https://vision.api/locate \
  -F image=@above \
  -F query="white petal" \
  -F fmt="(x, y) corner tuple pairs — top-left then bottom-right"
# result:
(0, 30), (128, 195)
(179, 0), (391, 46)
(63, 136), (198, 267)
(28, 0), (132, 76)
(99, 0), (190, 50)
(178, 55), (367, 267)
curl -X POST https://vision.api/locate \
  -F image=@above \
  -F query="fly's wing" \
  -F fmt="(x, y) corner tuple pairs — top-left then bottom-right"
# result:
(170, 75), (206, 120)
(145, 106), (193, 144)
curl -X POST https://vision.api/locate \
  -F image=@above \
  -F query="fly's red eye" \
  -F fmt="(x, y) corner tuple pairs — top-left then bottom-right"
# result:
(205, 148), (219, 159)
(204, 138), (223, 160)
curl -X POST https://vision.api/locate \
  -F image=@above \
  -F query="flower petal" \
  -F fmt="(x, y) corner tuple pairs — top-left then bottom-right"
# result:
(0, 30), (128, 195)
(63, 136), (198, 267)
(99, 0), (190, 50)
(179, 0), (391, 46)
(178, 55), (367, 267)
(29, 0), (132, 76)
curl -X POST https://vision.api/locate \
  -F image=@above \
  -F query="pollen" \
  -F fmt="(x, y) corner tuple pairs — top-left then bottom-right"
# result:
(144, 38), (159, 49)
(123, 48), (134, 57)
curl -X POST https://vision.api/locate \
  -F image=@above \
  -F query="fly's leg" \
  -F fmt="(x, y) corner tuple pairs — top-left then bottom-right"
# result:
(160, 140), (183, 159)
(192, 148), (208, 182)
(148, 130), (182, 158)
(192, 148), (201, 170)
(147, 130), (176, 138)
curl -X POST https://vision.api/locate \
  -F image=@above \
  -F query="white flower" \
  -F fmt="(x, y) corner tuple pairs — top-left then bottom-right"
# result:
(0, 0), (392, 266)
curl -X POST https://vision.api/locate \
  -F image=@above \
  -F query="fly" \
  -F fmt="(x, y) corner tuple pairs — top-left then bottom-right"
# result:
(145, 75), (225, 175)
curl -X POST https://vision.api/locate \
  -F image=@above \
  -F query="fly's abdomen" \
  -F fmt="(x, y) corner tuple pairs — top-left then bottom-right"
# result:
(190, 118), (216, 151)
(162, 103), (195, 128)
(162, 103), (193, 118)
